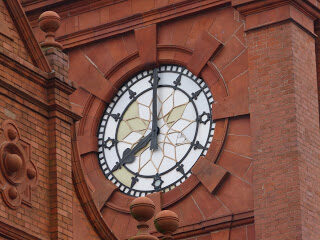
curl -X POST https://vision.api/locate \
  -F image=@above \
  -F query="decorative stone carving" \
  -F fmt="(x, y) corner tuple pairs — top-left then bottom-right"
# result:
(38, 11), (63, 50)
(0, 120), (37, 209)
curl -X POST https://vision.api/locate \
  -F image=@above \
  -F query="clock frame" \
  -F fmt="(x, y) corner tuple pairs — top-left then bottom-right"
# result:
(97, 65), (215, 196)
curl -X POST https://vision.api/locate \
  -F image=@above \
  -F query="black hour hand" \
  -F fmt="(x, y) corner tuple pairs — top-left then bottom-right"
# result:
(112, 132), (152, 172)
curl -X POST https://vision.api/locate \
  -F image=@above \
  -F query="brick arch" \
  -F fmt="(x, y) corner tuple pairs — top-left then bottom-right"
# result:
(71, 42), (233, 239)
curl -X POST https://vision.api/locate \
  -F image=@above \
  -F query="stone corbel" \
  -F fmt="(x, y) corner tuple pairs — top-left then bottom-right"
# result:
(0, 120), (37, 209)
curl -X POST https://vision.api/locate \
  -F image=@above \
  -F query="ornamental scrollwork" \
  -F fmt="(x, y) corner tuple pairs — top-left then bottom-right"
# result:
(0, 120), (37, 209)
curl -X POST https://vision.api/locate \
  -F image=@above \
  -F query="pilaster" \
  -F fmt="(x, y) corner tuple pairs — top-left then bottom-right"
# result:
(39, 11), (79, 240)
(46, 47), (76, 240)
(234, 1), (320, 239)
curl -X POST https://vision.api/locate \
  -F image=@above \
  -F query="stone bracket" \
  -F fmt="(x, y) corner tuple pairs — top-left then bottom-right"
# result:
(212, 94), (249, 120)
(192, 156), (229, 194)
(187, 31), (223, 76)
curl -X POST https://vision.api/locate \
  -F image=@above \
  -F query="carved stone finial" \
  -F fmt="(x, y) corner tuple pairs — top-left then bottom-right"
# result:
(154, 210), (179, 240)
(129, 197), (159, 240)
(38, 11), (63, 50)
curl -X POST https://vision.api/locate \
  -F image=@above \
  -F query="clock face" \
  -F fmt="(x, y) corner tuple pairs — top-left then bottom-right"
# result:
(97, 65), (214, 197)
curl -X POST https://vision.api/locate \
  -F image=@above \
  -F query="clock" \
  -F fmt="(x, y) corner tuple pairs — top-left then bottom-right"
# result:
(97, 65), (214, 197)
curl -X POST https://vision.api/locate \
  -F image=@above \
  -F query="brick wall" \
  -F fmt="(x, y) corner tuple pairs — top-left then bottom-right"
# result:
(0, 93), (51, 238)
(248, 22), (320, 240)
(0, 0), (32, 64)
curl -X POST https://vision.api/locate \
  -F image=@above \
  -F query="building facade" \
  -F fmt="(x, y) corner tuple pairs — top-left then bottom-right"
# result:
(0, 0), (319, 239)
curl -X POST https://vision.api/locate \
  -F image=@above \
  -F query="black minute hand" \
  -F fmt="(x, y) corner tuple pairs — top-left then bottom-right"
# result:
(150, 68), (159, 150)
(112, 132), (153, 172)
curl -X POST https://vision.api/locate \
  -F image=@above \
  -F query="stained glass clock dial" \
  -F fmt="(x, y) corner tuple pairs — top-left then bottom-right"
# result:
(97, 65), (215, 197)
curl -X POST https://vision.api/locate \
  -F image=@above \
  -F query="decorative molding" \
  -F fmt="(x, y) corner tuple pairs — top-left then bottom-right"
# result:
(233, 0), (320, 36)
(0, 49), (49, 88)
(168, 211), (254, 239)
(0, 76), (81, 122)
(23, 0), (127, 18)
(4, 0), (51, 72)
(0, 120), (38, 209)
(71, 125), (118, 240)
(0, 218), (44, 240)
(30, 0), (230, 49)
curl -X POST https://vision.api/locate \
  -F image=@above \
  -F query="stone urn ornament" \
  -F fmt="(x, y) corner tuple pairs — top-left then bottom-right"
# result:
(154, 210), (179, 240)
(129, 197), (179, 240)
(38, 11), (63, 50)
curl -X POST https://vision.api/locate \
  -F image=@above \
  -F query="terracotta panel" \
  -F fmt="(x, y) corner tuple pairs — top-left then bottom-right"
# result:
(157, 22), (173, 45)
(70, 88), (91, 116)
(243, 163), (253, 185)
(223, 135), (251, 157)
(191, 185), (223, 219)
(101, 207), (116, 227)
(110, 211), (131, 239)
(213, 35), (245, 70)
(192, 157), (229, 194)
(83, 41), (116, 75)
(210, 229), (230, 240)
(200, 64), (220, 94)
(78, 10), (100, 30)
(170, 16), (195, 47)
(230, 225), (247, 240)
(134, 24), (157, 67)
(122, 32), (138, 55)
(197, 233), (212, 240)
(132, 0), (155, 14)
(89, 169), (117, 210)
(69, 49), (114, 101)
(228, 115), (250, 136)
(212, 92), (249, 119)
(185, 11), (216, 50)
(208, 8), (243, 43)
(73, 191), (101, 240)
(109, 1), (131, 22)
(235, 24), (246, 47)
(155, 0), (169, 8)
(247, 224), (255, 240)
(81, 153), (100, 174)
(108, 191), (134, 211)
(221, 49), (248, 83)
(216, 175), (253, 213)
(212, 69), (249, 119)
(99, 6), (110, 24)
(171, 193), (205, 226)
(77, 136), (98, 155)
(217, 150), (251, 179)
(187, 32), (222, 76)
(104, 37), (129, 68)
